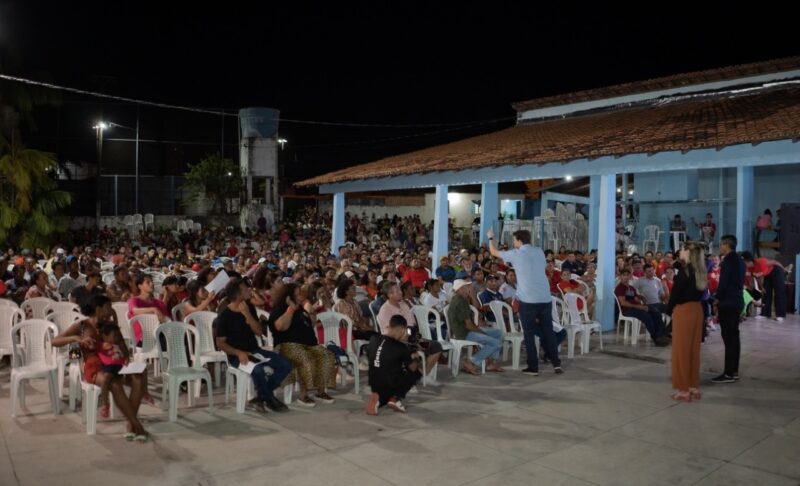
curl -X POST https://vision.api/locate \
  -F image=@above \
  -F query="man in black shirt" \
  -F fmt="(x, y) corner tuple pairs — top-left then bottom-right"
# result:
(712, 235), (746, 384)
(69, 271), (104, 309)
(216, 278), (292, 413)
(365, 315), (422, 415)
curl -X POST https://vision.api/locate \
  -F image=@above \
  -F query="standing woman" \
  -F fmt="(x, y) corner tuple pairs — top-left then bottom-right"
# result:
(668, 242), (708, 402)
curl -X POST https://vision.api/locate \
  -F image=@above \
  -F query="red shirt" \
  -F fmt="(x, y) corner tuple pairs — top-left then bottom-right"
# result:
(402, 267), (430, 289)
(751, 258), (773, 277)
(662, 278), (674, 293)
(657, 262), (671, 278)
(226, 246), (239, 257)
(558, 280), (584, 310)
(548, 271), (562, 294)
(708, 268), (720, 294)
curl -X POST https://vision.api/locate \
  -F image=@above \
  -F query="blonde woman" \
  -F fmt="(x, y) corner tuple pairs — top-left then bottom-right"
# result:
(668, 242), (708, 401)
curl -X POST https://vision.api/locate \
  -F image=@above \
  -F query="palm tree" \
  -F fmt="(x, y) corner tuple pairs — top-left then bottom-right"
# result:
(0, 69), (72, 248)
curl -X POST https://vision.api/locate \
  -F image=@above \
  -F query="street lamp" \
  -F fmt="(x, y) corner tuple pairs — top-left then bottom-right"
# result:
(93, 122), (109, 224)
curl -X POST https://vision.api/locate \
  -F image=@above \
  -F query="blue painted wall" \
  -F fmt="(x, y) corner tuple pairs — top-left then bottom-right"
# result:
(634, 164), (800, 249)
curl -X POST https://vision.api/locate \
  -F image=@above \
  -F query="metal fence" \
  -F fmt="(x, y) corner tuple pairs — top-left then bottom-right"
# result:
(500, 218), (589, 252)
(98, 175), (187, 216)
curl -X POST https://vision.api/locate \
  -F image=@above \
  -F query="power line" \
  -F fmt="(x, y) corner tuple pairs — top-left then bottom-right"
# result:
(0, 72), (514, 128)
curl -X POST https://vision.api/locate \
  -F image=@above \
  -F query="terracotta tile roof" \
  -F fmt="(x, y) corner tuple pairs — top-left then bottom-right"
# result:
(511, 56), (800, 112)
(297, 84), (800, 187)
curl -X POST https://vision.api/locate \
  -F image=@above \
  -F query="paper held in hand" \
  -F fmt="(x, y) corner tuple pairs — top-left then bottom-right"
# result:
(237, 352), (272, 375)
(119, 362), (147, 375)
(205, 269), (230, 294)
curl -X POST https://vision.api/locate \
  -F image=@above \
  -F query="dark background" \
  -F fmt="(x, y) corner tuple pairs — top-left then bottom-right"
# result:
(1, 1), (796, 188)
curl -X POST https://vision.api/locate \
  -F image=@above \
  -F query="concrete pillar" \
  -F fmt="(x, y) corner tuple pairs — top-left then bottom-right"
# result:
(432, 185), (449, 273)
(736, 166), (754, 253)
(596, 174), (617, 331)
(331, 192), (345, 257)
(589, 175), (601, 250)
(479, 182), (498, 246)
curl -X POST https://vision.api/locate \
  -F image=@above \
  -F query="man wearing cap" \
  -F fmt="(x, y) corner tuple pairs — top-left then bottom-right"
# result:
(487, 228), (563, 375)
(58, 256), (86, 300)
(447, 279), (504, 374)
(478, 275), (505, 324)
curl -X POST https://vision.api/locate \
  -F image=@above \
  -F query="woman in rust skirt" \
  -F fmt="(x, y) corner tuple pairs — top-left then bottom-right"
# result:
(668, 242), (708, 401)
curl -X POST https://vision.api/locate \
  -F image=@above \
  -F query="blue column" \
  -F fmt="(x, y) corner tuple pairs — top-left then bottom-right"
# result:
(432, 185), (449, 273)
(736, 166), (754, 253)
(596, 174), (617, 331)
(479, 182), (498, 246)
(621, 173), (628, 227)
(589, 175), (601, 250)
(331, 192), (345, 257)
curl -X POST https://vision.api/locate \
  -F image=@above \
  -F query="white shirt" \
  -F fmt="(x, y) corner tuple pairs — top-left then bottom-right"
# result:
(422, 291), (448, 312)
(499, 245), (550, 304)
(500, 282), (518, 301)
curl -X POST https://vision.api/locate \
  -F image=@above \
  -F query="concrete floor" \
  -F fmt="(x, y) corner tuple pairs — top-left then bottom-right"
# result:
(0, 315), (798, 486)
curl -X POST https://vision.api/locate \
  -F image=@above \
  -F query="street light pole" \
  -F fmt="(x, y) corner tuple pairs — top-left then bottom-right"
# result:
(93, 122), (108, 227)
(135, 104), (140, 214)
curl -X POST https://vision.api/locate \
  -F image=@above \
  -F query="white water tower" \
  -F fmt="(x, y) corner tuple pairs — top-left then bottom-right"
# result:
(239, 107), (280, 206)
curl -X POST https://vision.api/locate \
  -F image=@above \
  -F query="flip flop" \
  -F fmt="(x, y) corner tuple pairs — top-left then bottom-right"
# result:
(133, 433), (149, 443)
(123, 432), (136, 441)
(461, 366), (480, 376)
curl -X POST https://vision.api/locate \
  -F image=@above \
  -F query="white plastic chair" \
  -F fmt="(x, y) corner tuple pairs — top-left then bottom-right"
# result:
(0, 306), (24, 363)
(404, 305), (440, 385)
(193, 222), (202, 232)
(564, 293), (603, 355)
(123, 215), (135, 233)
(317, 311), (360, 394)
(144, 213), (155, 231)
(10, 320), (60, 417)
(0, 299), (20, 308)
(223, 351), (256, 413)
(46, 311), (84, 401)
(488, 300), (524, 369)
(100, 261), (115, 272)
(615, 295), (643, 345)
(442, 304), (485, 377)
(111, 302), (134, 346)
(411, 304), (454, 374)
(130, 314), (161, 376)
(155, 322), (213, 422)
(44, 301), (80, 316)
(642, 225), (661, 253)
(21, 297), (54, 319)
(171, 303), (185, 322)
(184, 311), (226, 391)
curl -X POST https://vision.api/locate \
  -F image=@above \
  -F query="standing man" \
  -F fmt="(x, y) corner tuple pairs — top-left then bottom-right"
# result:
(487, 228), (563, 375)
(712, 235), (745, 383)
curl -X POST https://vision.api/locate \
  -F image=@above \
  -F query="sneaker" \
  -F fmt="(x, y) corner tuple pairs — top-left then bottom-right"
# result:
(654, 336), (670, 347)
(248, 398), (268, 413)
(775, 317), (785, 322)
(754, 315), (767, 320)
(315, 392), (335, 404)
(296, 396), (316, 408)
(265, 397), (289, 413)
(408, 386), (419, 395)
(521, 368), (539, 376)
(711, 374), (736, 383)
(732, 373), (740, 381)
(553, 366), (564, 375)
(365, 392), (380, 416)
(387, 397), (407, 413)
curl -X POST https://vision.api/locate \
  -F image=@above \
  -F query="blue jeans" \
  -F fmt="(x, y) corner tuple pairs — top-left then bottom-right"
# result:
(519, 301), (561, 369)
(465, 328), (504, 365)
(229, 350), (292, 402)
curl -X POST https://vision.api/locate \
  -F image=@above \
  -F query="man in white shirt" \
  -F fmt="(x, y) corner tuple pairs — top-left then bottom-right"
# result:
(487, 228), (562, 376)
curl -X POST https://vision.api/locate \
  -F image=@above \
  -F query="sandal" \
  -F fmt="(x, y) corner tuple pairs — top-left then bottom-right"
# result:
(689, 389), (702, 401)
(123, 432), (136, 441)
(141, 394), (156, 406)
(486, 364), (505, 373)
(100, 404), (110, 419)
(671, 392), (691, 402)
(133, 433), (149, 443)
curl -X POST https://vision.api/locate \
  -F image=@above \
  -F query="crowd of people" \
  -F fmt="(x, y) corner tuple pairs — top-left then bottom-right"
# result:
(1, 206), (792, 435)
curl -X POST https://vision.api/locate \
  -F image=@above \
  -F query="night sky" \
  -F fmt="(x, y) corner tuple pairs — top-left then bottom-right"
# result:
(1, 2), (797, 186)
